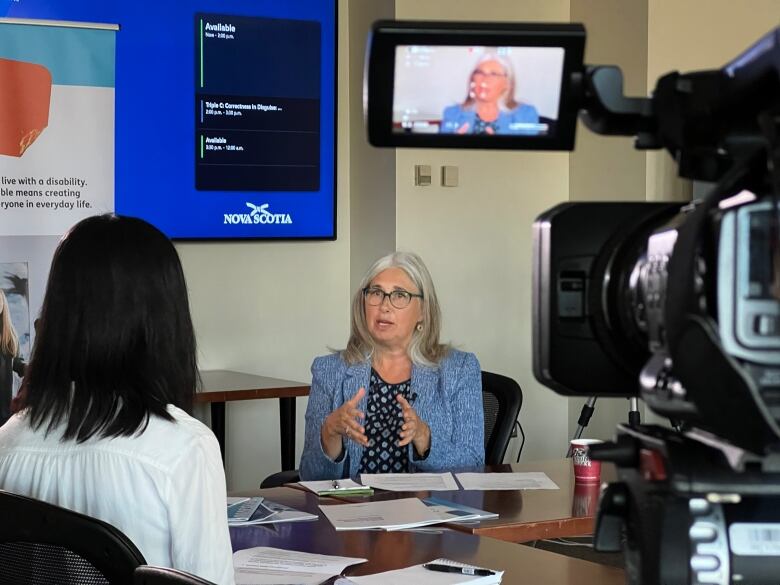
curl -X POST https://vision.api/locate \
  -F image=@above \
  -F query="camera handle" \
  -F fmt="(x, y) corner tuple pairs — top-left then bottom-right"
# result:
(566, 396), (642, 457)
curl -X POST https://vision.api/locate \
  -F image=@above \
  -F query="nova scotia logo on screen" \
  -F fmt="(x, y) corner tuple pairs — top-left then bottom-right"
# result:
(223, 202), (293, 225)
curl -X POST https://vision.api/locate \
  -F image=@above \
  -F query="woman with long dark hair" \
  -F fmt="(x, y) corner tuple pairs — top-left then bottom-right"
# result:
(0, 215), (234, 584)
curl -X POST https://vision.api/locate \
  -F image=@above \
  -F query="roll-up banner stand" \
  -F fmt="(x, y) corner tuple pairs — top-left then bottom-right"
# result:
(0, 18), (117, 420)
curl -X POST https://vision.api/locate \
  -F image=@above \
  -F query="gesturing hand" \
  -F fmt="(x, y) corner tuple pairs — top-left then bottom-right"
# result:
(321, 388), (369, 459)
(397, 394), (431, 456)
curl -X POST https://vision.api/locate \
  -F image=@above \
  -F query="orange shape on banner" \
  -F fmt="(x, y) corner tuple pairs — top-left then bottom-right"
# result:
(0, 58), (53, 157)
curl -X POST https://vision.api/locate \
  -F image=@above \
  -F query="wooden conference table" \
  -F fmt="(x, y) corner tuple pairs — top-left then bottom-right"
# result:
(230, 486), (625, 585)
(325, 459), (616, 543)
(196, 370), (309, 470)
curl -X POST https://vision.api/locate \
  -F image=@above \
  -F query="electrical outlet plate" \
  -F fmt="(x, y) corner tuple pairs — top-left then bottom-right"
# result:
(441, 165), (458, 187)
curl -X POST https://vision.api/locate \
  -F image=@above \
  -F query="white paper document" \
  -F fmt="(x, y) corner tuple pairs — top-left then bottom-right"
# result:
(319, 497), (445, 531)
(338, 558), (503, 585)
(233, 546), (367, 585)
(298, 478), (373, 496)
(455, 472), (559, 491)
(359, 472), (459, 492)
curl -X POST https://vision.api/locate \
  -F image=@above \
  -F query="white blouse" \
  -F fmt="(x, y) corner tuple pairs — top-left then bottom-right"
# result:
(0, 405), (235, 585)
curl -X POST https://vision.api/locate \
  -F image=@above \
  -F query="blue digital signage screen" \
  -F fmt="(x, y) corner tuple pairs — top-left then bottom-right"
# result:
(2, 1), (337, 239)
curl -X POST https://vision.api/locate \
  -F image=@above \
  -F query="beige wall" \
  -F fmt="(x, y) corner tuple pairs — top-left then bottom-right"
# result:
(569, 0), (648, 204)
(180, 1), (780, 488)
(645, 0), (780, 202)
(394, 0), (572, 462)
(647, 0), (780, 82)
(349, 0), (397, 292)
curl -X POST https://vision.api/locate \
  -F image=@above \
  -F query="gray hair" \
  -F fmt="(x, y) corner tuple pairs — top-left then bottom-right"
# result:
(342, 251), (450, 367)
(461, 52), (519, 112)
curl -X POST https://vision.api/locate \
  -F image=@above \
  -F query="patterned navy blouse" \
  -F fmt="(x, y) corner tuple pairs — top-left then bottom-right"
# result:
(472, 114), (499, 135)
(357, 369), (417, 474)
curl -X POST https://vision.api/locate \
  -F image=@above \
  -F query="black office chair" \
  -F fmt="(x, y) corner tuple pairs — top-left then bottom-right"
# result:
(261, 468), (300, 488)
(261, 370), (523, 486)
(0, 490), (145, 585)
(134, 566), (217, 585)
(481, 371), (523, 465)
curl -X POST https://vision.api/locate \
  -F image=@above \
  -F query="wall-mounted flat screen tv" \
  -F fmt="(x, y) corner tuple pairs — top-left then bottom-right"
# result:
(3, 1), (337, 240)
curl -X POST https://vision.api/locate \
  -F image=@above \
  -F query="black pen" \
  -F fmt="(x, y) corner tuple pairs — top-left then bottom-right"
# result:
(423, 563), (495, 576)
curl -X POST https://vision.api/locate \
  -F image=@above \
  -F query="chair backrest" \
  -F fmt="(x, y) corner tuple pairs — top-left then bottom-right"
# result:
(0, 490), (145, 585)
(481, 371), (523, 465)
(134, 566), (216, 585)
(260, 469), (301, 489)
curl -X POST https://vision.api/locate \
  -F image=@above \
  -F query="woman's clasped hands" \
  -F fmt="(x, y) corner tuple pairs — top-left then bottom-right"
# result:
(320, 387), (431, 459)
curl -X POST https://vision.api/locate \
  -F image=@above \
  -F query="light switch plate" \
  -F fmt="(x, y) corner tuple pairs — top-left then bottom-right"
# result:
(414, 164), (432, 186)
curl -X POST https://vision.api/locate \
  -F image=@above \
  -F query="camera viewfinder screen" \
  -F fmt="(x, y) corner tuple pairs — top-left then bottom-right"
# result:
(393, 45), (565, 137)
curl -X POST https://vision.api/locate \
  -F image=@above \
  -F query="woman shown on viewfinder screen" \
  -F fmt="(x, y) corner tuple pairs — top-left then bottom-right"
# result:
(440, 53), (540, 135)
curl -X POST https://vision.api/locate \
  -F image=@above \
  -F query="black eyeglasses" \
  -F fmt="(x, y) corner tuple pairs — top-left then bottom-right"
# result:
(363, 287), (423, 309)
(473, 69), (507, 79)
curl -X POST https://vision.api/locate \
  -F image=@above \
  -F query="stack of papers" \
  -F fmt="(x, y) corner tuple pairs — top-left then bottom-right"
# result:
(454, 472), (559, 491)
(301, 471), (559, 496)
(234, 546), (366, 585)
(299, 479), (374, 497)
(326, 472), (558, 493)
(319, 497), (495, 531)
(261, 498), (319, 524)
(337, 558), (503, 585)
(359, 472), (459, 492)
(227, 497), (318, 527)
(422, 497), (498, 523)
(228, 497), (276, 526)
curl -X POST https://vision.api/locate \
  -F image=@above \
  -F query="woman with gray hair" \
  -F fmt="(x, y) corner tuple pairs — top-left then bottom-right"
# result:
(440, 52), (540, 135)
(300, 252), (484, 480)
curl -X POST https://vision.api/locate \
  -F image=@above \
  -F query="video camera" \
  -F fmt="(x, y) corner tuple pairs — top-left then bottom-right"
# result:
(365, 20), (780, 585)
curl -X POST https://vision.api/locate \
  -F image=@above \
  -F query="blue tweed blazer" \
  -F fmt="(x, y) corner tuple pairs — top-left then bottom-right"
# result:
(440, 103), (540, 135)
(299, 349), (485, 480)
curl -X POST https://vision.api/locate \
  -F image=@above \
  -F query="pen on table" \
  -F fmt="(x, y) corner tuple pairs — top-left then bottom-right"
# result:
(423, 563), (495, 577)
